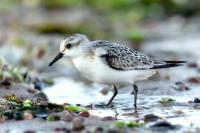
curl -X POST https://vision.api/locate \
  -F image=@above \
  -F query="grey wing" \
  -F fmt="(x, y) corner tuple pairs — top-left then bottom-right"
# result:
(91, 40), (167, 70)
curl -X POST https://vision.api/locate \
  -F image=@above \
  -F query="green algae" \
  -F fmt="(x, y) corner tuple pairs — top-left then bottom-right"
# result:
(64, 105), (87, 113)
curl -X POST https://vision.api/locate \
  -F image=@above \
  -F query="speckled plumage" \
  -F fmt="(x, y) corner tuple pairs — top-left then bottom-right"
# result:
(90, 40), (167, 70)
(49, 34), (186, 109)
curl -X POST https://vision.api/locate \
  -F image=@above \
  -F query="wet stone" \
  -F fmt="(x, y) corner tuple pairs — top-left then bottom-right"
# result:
(194, 98), (200, 103)
(0, 115), (5, 123)
(150, 121), (179, 131)
(173, 82), (190, 91)
(100, 87), (109, 95)
(0, 77), (12, 86)
(188, 77), (200, 84)
(33, 78), (43, 90)
(188, 62), (198, 68)
(144, 114), (160, 122)
(23, 111), (33, 120)
(33, 92), (48, 106)
(94, 127), (104, 133)
(54, 127), (70, 132)
(63, 112), (74, 122)
(47, 114), (61, 122)
(107, 129), (119, 133)
(101, 116), (116, 121)
(27, 88), (37, 94)
(72, 117), (85, 131)
(24, 130), (36, 133)
(79, 111), (90, 117)
(13, 111), (23, 120)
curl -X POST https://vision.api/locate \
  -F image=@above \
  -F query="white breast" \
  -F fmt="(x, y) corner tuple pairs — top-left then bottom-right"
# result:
(72, 56), (156, 85)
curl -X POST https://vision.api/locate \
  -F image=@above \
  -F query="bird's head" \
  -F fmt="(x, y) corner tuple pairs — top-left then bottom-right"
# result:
(49, 34), (89, 66)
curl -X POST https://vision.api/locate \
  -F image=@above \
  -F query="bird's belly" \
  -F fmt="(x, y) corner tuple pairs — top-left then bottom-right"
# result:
(72, 57), (156, 85)
(72, 57), (98, 80)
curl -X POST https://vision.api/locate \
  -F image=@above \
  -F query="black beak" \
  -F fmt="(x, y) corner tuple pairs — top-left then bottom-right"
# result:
(49, 52), (64, 66)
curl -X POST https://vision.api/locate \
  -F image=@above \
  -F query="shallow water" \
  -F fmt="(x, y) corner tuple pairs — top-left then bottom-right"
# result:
(43, 36), (200, 131)
(44, 75), (200, 127)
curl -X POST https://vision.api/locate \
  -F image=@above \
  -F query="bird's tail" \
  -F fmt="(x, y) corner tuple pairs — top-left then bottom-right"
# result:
(152, 61), (186, 69)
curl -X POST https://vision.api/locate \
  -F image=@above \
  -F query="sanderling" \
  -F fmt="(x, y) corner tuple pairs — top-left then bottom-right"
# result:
(49, 34), (186, 110)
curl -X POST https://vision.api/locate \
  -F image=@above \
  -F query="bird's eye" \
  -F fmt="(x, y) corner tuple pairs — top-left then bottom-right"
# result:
(66, 44), (72, 49)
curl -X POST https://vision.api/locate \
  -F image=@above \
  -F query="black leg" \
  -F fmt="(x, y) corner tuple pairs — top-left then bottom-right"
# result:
(106, 85), (118, 106)
(133, 84), (138, 110)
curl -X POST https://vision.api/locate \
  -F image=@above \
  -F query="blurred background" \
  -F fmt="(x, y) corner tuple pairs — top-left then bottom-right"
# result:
(0, 0), (200, 69)
(0, 0), (200, 131)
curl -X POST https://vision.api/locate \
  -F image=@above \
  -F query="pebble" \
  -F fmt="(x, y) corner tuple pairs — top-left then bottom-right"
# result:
(144, 114), (160, 122)
(63, 111), (74, 122)
(94, 127), (104, 133)
(0, 77), (12, 86)
(188, 77), (200, 84)
(24, 130), (36, 133)
(33, 92), (48, 106)
(173, 82), (190, 91)
(79, 111), (90, 117)
(188, 62), (198, 68)
(33, 78), (43, 90)
(47, 114), (61, 122)
(101, 116), (116, 121)
(54, 127), (69, 132)
(100, 87), (109, 95)
(27, 88), (37, 94)
(150, 121), (178, 131)
(23, 111), (33, 120)
(0, 116), (5, 123)
(194, 98), (200, 103)
(13, 111), (23, 120)
(107, 129), (119, 133)
(72, 117), (85, 131)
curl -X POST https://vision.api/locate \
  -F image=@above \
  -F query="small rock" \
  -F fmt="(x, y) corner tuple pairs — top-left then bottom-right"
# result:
(47, 114), (60, 122)
(159, 97), (175, 104)
(24, 130), (36, 133)
(194, 98), (200, 103)
(33, 78), (43, 90)
(23, 111), (33, 120)
(94, 127), (104, 133)
(101, 116), (116, 121)
(164, 75), (171, 80)
(63, 111), (74, 122)
(79, 111), (90, 117)
(13, 111), (23, 120)
(174, 110), (184, 115)
(188, 100), (193, 103)
(36, 47), (45, 59)
(0, 115), (5, 123)
(188, 62), (198, 68)
(173, 82), (190, 91)
(188, 77), (200, 84)
(0, 77), (12, 86)
(107, 129), (119, 133)
(54, 127), (68, 132)
(27, 88), (37, 94)
(34, 92), (48, 106)
(144, 114), (160, 122)
(100, 87), (109, 95)
(73, 117), (85, 131)
(150, 121), (178, 131)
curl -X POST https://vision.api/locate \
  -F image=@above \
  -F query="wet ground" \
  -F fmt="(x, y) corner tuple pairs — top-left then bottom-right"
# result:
(43, 35), (200, 130)
(0, 2), (200, 132)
